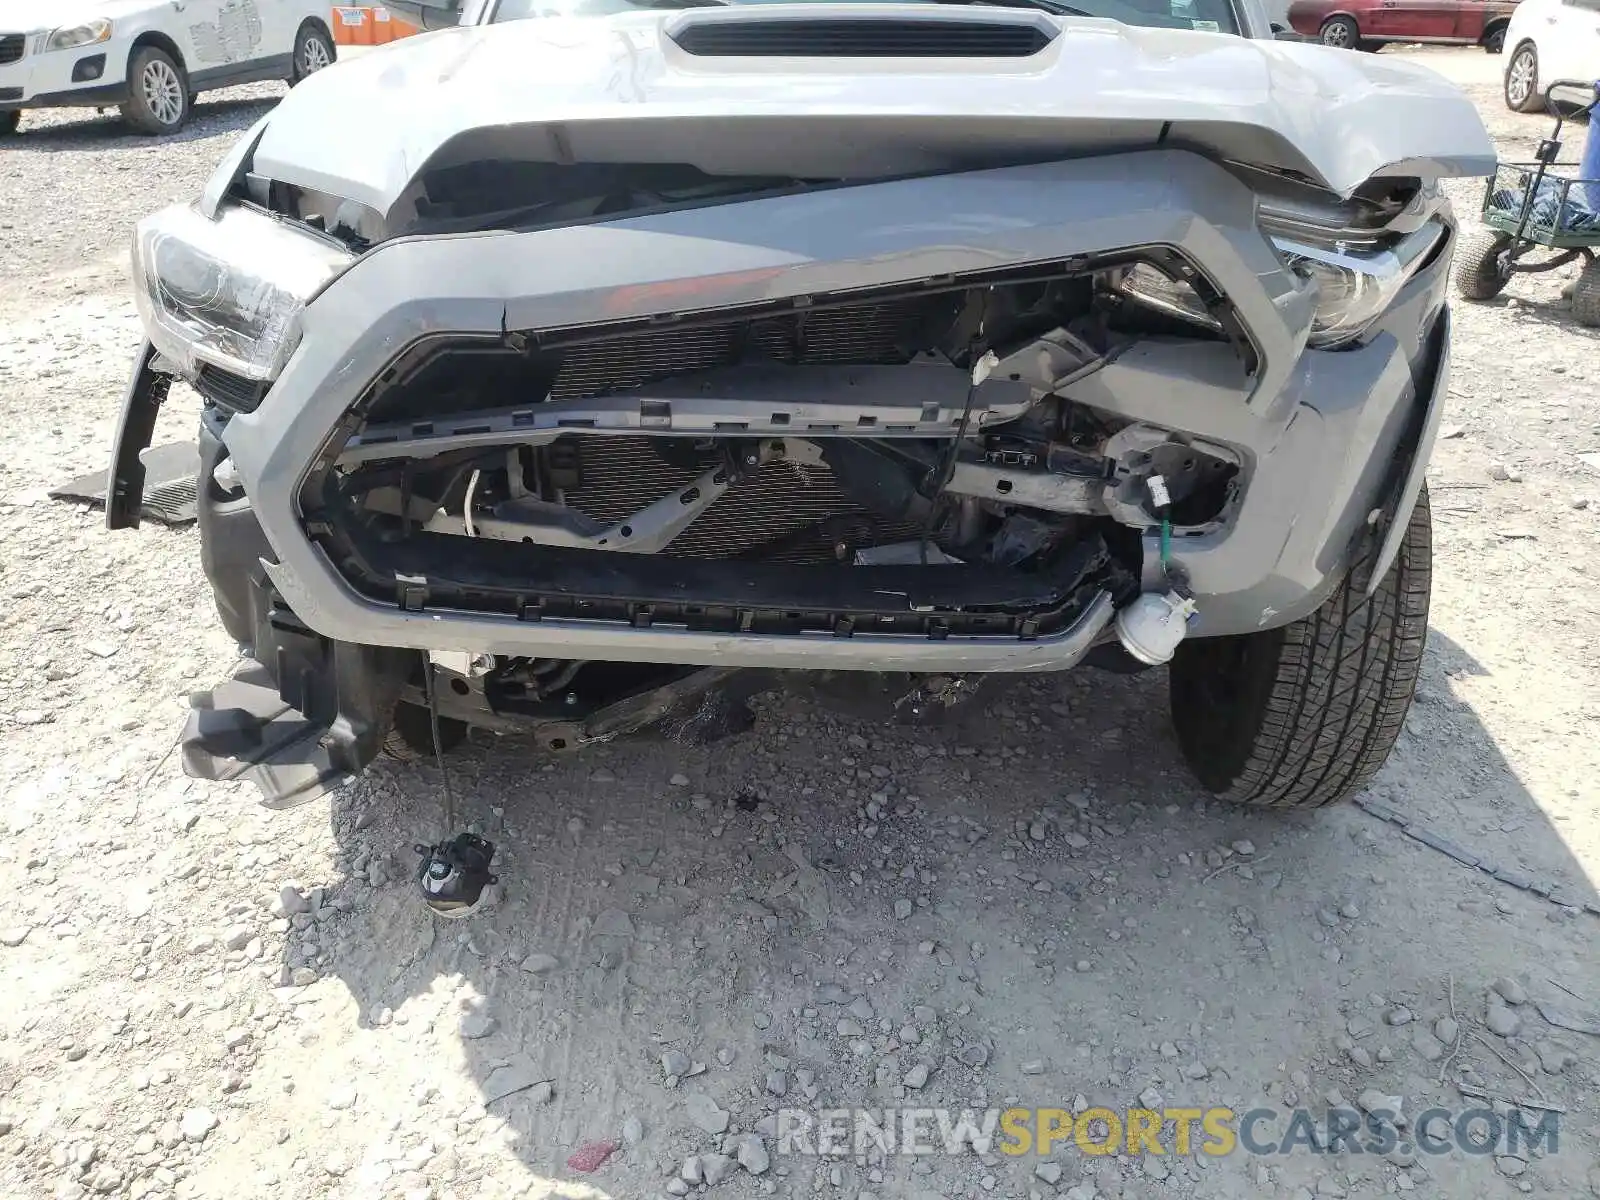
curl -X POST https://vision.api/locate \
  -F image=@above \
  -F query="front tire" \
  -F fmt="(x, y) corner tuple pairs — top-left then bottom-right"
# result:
(290, 23), (336, 86)
(1454, 227), (1515, 300)
(383, 701), (469, 763)
(0, 111), (18, 136)
(1504, 43), (1541, 112)
(1169, 486), (1432, 810)
(120, 47), (190, 134)
(1320, 15), (1360, 48)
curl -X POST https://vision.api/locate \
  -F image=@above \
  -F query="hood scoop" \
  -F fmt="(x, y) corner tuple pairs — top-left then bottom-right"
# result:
(667, 11), (1058, 58)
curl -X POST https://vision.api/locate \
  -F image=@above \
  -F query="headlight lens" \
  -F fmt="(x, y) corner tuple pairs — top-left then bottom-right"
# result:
(132, 204), (352, 382)
(1269, 219), (1445, 349)
(46, 19), (111, 51)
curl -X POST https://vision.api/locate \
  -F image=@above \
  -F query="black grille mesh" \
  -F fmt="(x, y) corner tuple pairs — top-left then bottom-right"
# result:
(670, 18), (1054, 58)
(548, 297), (936, 401)
(0, 35), (23, 65)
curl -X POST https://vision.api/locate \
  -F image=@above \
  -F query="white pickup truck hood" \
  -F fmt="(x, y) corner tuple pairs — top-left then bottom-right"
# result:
(247, 5), (1495, 212)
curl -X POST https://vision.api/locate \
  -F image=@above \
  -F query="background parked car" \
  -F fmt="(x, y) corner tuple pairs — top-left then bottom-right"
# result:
(1502, 0), (1600, 110)
(0, 0), (337, 137)
(1288, 0), (1520, 51)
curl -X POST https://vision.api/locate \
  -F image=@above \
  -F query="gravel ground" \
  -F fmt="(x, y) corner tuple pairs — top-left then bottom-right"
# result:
(2, 50), (1599, 1200)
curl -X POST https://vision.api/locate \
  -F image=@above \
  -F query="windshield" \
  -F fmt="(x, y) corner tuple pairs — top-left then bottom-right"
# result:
(486, 0), (1241, 37)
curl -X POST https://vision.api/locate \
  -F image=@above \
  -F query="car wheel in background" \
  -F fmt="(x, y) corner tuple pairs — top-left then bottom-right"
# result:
(1453, 228), (1515, 300)
(1169, 486), (1432, 810)
(1504, 43), (1541, 112)
(1482, 24), (1506, 54)
(120, 46), (190, 134)
(1319, 15), (1360, 48)
(290, 24), (336, 86)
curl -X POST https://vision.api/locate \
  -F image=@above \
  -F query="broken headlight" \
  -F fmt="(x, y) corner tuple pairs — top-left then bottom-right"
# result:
(131, 203), (352, 382)
(1268, 219), (1445, 349)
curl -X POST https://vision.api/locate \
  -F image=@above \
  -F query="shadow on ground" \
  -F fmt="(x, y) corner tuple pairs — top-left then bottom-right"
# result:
(287, 628), (1599, 1198)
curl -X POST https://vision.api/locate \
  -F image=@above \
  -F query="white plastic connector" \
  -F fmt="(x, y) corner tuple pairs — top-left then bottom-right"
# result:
(1114, 589), (1198, 666)
(970, 349), (1000, 386)
(1147, 473), (1172, 510)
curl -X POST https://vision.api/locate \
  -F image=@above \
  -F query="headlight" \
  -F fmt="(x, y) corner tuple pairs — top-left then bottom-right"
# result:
(46, 19), (111, 51)
(132, 203), (352, 382)
(1268, 220), (1445, 349)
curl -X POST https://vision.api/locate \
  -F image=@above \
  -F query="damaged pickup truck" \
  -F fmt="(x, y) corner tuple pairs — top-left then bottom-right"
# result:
(108, 0), (1494, 814)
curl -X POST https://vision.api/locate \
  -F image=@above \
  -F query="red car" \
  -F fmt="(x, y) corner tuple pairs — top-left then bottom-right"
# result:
(1287, 0), (1520, 52)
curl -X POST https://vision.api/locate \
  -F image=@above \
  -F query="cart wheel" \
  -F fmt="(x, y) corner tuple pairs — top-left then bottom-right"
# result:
(1454, 228), (1514, 301)
(1572, 260), (1600, 328)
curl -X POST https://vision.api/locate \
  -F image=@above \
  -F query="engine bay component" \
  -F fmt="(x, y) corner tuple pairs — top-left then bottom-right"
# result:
(1114, 589), (1198, 666)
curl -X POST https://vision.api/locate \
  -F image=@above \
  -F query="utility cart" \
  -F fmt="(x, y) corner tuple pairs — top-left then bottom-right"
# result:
(1455, 79), (1600, 326)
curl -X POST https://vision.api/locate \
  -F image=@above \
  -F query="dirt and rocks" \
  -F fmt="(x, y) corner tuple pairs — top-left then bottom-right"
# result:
(1, 47), (1599, 1200)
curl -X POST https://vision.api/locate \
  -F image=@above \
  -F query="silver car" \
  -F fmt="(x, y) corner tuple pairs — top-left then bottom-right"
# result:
(108, 0), (1493, 812)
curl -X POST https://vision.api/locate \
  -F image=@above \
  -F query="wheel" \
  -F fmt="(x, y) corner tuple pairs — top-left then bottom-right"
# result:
(0, 111), (18, 136)
(1504, 43), (1541, 113)
(120, 46), (190, 134)
(383, 701), (469, 763)
(1482, 24), (1506, 54)
(1572, 259), (1600, 328)
(1319, 15), (1360, 48)
(1453, 227), (1514, 300)
(1169, 485), (1432, 810)
(290, 24), (336, 86)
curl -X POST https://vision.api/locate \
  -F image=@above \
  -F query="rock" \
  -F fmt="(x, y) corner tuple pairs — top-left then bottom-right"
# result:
(327, 1084), (357, 1110)
(1138, 1087), (1163, 1109)
(667, 1181), (690, 1197)
(765, 1070), (789, 1097)
(701, 1153), (736, 1187)
(458, 1011), (496, 1040)
(848, 995), (875, 1021)
(1029, 821), (1047, 842)
(837, 1018), (865, 1037)
(1035, 1162), (1063, 1185)
(959, 1044), (989, 1068)
(0, 928), (29, 947)
(530, 1081), (555, 1104)
(670, 773), (690, 786)
(1588, 1165), (1600, 1197)
(622, 1116), (644, 1145)
(521, 953), (559, 974)
(222, 925), (252, 951)
(1434, 1016), (1459, 1044)
(904, 1063), (930, 1090)
(278, 886), (309, 915)
(1062, 832), (1089, 849)
(893, 899), (914, 920)
(483, 1056), (545, 1104)
(1356, 1090), (1406, 1127)
(684, 1092), (730, 1135)
(1021, 1061), (1046, 1075)
(289, 967), (318, 987)
(1496, 1155), (1528, 1178)
(1182, 1061), (1209, 1080)
(1386, 1006), (1414, 1026)
(681, 1155), (704, 1184)
(1316, 908), (1341, 928)
(736, 1137), (770, 1175)
(1485, 1003), (1521, 1038)
(661, 1049), (692, 1079)
(1411, 1031), (1445, 1061)
(1534, 1040), (1573, 1074)
(1491, 977), (1528, 1006)
(1232, 838), (1256, 856)
(179, 1109), (218, 1143)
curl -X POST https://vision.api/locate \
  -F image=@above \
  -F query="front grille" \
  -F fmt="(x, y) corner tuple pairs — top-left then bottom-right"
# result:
(562, 436), (919, 562)
(670, 17), (1055, 57)
(0, 35), (24, 65)
(548, 296), (940, 401)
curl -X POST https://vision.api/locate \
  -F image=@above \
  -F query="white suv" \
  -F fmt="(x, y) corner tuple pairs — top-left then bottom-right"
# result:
(1503, 0), (1600, 111)
(0, 0), (338, 137)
